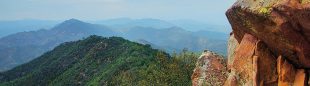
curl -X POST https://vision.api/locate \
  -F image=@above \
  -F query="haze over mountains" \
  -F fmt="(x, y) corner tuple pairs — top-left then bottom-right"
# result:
(94, 18), (231, 33)
(0, 18), (230, 38)
(0, 20), (58, 37)
(0, 0), (238, 85)
(0, 18), (228, 71)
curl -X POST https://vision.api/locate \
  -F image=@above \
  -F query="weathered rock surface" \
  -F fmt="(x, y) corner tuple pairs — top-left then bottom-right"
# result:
(191, 0), (310, 85)
(277, 55), (296, 86)
(191, 50), (227, 86)
(224, 73), (238, 86)
(227, 34), (239, 69)
(223, 0), (310, 86)
(226, 0), (310, 68)
(224, 33), (278, 86)
(293, 69), (307, 86)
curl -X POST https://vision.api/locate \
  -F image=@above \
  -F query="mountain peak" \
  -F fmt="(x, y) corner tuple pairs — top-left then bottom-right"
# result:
(62, 18), (84, 24)
(52, 18), (90, 30)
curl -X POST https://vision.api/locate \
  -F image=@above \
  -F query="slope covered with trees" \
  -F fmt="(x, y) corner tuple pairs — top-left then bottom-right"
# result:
(0, 35), (198, 86)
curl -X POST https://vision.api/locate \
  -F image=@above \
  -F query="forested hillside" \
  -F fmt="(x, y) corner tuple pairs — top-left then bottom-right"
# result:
(0, 35), (198, 86)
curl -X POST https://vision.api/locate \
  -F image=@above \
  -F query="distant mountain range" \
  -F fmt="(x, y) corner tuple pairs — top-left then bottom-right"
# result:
(0, 20), (59, 37)
(0, 18), (228, 71)
(0, 18), (230, 37)
(117, 26), (228, 53)
(94, 18), (175, 29)
(169, 19), (231, 33)
(93, 18), (231, 33)
(0, 19), (117, 71)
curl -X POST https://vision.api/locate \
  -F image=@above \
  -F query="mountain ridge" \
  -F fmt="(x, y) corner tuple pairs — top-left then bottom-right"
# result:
(0, 19), (118, 71)
(0, 35), (197, 86)
(0, 19), (228, 71)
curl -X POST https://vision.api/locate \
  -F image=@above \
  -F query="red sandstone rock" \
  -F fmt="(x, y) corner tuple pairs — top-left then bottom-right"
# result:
(230, 33), (257, 84)
(192, 0), (310, 85)
(293, 69), (307, 86)
(191, 50), (227, 86)
(226, 33), (278, 86)
(227, 34), (239, 69)
(277, 57), (308, 86)
(277, 55), (296, 86)
(224, 0), (310, 86)
(226, 0), (310, 68)
(224, 74), (238, 86)
(254, 41), (278, 86)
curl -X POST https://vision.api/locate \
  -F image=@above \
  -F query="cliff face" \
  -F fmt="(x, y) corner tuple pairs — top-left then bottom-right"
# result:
(191, 0), (310, 85)
(225, 0), (310, 86)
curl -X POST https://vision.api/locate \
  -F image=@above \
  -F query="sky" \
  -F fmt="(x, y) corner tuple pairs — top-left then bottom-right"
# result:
(0, 0), (236, 25)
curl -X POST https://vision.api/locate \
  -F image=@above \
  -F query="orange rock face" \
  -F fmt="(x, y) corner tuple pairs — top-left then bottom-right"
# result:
(224, 74), (238, 86)
(224, 0), (310, 86)
(229, 33), (257, 85)
(191, 50), (227, 86)
(192, 0), (310, 85)
(293, 69), (307, 86)
(254, 41), (278, 86)
(277, 56), (296, 86)
(226, 0), (310, 68)
(226, 33), (278, 86)
(227, 34), (239, 69)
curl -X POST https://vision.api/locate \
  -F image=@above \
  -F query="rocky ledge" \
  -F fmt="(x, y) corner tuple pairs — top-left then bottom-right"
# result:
(225, 0), (310, 85)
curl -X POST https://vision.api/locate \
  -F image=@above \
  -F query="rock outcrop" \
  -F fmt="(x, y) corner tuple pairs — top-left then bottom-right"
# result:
(224, 0), (310, 86)
(192, 50), (227, 86)
(191, 0), (310, 85)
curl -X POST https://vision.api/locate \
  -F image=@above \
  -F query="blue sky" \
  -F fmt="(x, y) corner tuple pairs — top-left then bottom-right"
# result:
(0, 0), (235, 25)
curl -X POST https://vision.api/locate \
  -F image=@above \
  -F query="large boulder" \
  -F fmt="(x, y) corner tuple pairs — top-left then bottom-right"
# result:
(225, 0), (310, 85)
(191, 0), (310, 85)
(226, 0), (310, 68)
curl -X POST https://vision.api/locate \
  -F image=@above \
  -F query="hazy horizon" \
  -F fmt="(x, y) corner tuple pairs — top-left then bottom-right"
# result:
(0, 0), (236, 25)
